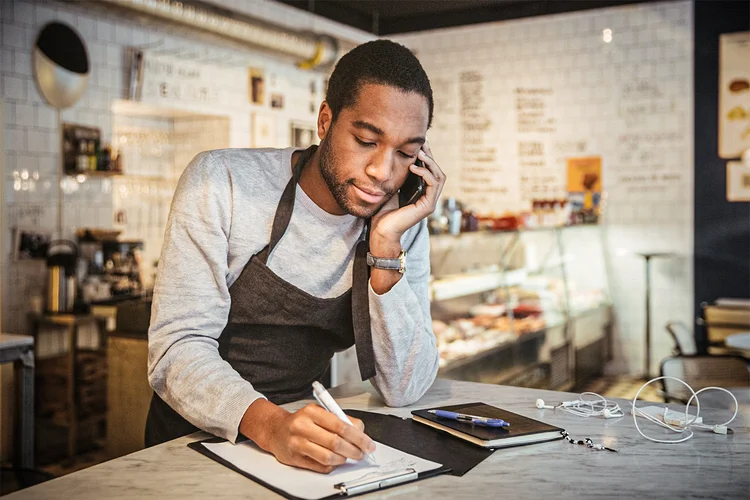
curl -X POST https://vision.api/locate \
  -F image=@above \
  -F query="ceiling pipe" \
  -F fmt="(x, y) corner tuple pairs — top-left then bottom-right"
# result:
(96, 0), (340, 70)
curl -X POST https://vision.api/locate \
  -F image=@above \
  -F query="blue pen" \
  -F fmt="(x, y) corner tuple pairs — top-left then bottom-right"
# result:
(428, 409), (510, 427)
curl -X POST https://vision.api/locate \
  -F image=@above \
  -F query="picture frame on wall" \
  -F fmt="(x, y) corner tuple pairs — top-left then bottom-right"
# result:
(291, 122), (317, 148)
(270, 93), (285, 110)
(248, 67), (265, 105)
(13, 226), (53, 261)
(726, 161), (750, 201)
(719, 32), (750, 159)
(251, 113), (277, 148)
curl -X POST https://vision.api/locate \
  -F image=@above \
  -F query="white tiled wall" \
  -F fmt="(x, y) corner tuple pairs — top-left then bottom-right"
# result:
(0, 0), (374, 335)
(1, 0), (695, 379)
(395, 1), (694, 376)
(111, 112), (231, 287)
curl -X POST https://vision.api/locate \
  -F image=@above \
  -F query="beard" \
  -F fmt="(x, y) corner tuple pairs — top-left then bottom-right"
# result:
(318, 131), (394, 219)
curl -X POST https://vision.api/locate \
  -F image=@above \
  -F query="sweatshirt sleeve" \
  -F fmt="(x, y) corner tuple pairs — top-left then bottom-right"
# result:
(147, 151), (264, 443)
(368, 219), (439, 407)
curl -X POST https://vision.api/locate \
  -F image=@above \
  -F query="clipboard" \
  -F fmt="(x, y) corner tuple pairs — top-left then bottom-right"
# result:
(345, 409), (495, 476)
(188, 436), (450, 500)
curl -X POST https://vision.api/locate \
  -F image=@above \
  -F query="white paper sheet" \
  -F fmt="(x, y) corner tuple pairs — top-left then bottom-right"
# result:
(201, 439), (442, 500)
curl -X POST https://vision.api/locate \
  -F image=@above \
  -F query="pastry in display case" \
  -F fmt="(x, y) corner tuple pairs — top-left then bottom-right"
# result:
(429, 223), (612, 390)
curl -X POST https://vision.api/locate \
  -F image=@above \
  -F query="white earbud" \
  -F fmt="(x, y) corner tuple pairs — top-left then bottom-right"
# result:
(603, 409), (622, 419)
(536, 398), (555, 409)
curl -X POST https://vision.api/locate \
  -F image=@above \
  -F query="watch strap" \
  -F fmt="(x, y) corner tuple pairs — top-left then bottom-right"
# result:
(366, 250), (406, 274)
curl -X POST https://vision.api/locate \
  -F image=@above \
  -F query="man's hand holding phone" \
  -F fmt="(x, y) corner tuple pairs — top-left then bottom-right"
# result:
(370, 141), (446, 245)
(368, 141), (446, 295)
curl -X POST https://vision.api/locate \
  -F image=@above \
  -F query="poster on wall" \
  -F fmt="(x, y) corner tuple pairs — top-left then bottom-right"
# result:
(132, 51), (246, 108)
(291, 122), (317, 148)
(726, 161), (750, 202)
(719, 32), (750, 159)
(251, 113), (277, 148)
(567, 156), (602, 224)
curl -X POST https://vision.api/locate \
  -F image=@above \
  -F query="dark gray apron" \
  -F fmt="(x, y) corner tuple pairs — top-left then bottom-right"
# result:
(145, 145), (375, 446)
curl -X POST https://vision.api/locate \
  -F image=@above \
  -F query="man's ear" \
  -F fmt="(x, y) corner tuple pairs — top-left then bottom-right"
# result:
(318, 101), (333, 141)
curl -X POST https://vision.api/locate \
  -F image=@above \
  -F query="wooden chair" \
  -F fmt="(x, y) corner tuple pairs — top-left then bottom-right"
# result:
(660, 355), (750, 408)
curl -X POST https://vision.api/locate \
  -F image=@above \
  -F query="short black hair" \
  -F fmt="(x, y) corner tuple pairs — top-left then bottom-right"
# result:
(326, 39), (433, 128)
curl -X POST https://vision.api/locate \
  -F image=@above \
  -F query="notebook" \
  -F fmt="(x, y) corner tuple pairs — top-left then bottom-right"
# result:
(189, 436), (449, 500)
(411, 402), (563, 449)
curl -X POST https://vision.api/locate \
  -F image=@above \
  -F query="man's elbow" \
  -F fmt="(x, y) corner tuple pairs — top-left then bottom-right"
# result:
(381, 354), (439, 407)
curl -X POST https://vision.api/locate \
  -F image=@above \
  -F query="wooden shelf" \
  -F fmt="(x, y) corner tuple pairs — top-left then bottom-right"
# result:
(65, 170), (124, 178)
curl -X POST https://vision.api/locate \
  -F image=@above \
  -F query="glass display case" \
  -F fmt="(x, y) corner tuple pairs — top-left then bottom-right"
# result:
(429, 225), (612, 390)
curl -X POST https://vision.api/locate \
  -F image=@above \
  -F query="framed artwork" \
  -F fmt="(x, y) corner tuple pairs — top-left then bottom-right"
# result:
(270, 93), (284, 110)
(291, 122), (317, 148)
(719, 32), (750, 158)
(727, 161), (750, 202)
(248, 67), (265, 105)
(252, 113), (277, 148)
(13, 226), (52, 261)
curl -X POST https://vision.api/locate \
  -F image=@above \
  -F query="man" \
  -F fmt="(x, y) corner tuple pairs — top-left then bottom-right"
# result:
(145, 40), (446, 473)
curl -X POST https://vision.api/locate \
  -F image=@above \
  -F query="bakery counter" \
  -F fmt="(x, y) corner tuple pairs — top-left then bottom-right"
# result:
(8, 378), (749, 499)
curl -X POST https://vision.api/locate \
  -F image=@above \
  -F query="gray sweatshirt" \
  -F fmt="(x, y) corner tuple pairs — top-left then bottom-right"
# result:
(147, 147), (439, 443)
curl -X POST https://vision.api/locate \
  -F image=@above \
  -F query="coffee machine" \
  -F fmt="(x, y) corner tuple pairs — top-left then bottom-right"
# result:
(46, 240), (78, 313)
(77, 230), (144, 302)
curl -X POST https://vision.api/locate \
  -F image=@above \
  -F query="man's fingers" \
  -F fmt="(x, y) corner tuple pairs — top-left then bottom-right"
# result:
(302, 441), (348, 468)
(297, 454), (336, 474)
(418, 149), (446, 185)
(306, 424), (365, 461)
(310, 408), (375, 455)
(349, 416), (365, 432)
(411, 162), (439, 188)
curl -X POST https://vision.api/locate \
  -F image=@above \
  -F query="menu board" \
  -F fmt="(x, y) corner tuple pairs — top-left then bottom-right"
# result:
(719, 32), (750, 159)
(458, 71), (510, 211)
(611, 79), (686, 198)
(515, 87), (561, 203)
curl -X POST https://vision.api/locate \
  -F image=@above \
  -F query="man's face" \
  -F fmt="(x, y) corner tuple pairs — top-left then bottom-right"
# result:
(318, 83), (429, 219)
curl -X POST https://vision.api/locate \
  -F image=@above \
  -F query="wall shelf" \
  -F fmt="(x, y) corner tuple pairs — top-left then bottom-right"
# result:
(64, 170), (124, 178)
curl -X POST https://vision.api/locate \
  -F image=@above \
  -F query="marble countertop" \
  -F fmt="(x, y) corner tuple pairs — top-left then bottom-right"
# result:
(7, 378), (749, 499)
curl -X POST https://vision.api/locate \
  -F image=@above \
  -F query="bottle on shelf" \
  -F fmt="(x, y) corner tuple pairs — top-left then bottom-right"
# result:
(429, 198), (449, 235)
(88, 141), (98, 171)
(76, 141), (89, 172)
(111, 148), (123, 173)
(98, 145), (112, 171)
(446, 198), (462, 235)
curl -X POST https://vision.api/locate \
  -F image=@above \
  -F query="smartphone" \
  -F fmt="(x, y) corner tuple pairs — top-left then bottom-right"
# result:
(398, 158), (426, 207)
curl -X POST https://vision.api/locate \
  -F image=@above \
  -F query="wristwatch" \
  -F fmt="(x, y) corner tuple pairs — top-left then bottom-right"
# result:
(366, 250), (407, 274)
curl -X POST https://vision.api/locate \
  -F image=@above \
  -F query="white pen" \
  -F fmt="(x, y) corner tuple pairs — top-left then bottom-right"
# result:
(312, 381), (377, 465)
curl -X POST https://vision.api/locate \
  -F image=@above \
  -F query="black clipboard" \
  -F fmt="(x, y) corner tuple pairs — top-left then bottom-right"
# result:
(188, 436), (450, 500)
(345, 409), (495, 476)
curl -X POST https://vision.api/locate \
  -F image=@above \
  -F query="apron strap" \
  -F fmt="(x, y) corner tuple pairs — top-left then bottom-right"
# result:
(261, 144), (376, 381)
(352, 222), (376, 381)
(260, 145), (318, 264)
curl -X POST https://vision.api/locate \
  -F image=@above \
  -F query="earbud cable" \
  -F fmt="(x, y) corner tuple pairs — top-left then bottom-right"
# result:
(630, 376), (738, 444)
